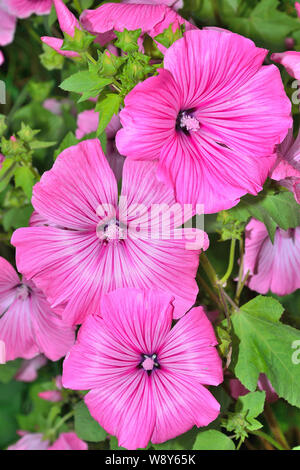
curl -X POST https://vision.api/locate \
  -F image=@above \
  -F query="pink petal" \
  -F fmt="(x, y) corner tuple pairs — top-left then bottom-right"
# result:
(0, 257), (20, 312)
(0, 6), (16, 46)
(15, 355), (47, 382)
(53, 0), (79, 36)
(0, 339), (6, 364)
(48, 432), (88, 450)
(41, 37), (79, 57)
(38, 390), (63, 402)
(272, 51), (300, 80)
(6, 0), (52, 18)
(7, 433), (49, 450)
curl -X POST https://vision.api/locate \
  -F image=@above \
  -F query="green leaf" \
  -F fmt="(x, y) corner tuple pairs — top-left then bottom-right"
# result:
(232, 296), (300, 408)
(54, 132), (78, 160)
(229, 191), (300, 242)
(14, 166), (35, 199)
(95, 92), (122, 136)
(74, 401), (107, 442)
(225, 0), (300, 50)
(0, 359), (22, 384)
(152, 427), (198, 450)
(3, 205), (33, 231)
(154, 23), (184, 48)
(60, 71), (112, 102)
(0, 158), (16, 192)
(29, 140), (56, 150)
(193, 430), (236, 450)
(28, 80), (54, 103)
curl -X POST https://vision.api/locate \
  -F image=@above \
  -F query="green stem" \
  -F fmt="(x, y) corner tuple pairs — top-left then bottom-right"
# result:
(6, 86), (28, 125)
(200, 253), (218, 286)
(84, 52), (97, 65)
(196, 273), (223, 310)
(52, 410), (75, 434)
(251, 430), (285, 451)
(220, 238), (236, 285)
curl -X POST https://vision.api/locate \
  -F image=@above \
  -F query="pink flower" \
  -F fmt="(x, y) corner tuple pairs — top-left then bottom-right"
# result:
(8, 433), (49, 450)
(6, 0), (52, 19)
(0, 1), (17, 47)
(116, 29), (292, 214)
(48, 432), (88, 450)
(38, 375), (63, 402)
(296, 2), (300, 17)
(243, 219), (300, 295)
(43, 98), (62, 115)
(80, 3), (193, 48)
(8, 432), (87, 450)
(123, 0), (183, 11)
(15, 355), (47, 382)
(76, 110), (125, 180)
(270, 128), (300, 204)
(0, 257), (75, 361)
(41, 0), (80, 58)
(62, 288), (223, 450)
(229, 374), (278, 403)
(12, 139), (208, 325)
(272, 51), (300, 80)
(0, 51), (4, 65)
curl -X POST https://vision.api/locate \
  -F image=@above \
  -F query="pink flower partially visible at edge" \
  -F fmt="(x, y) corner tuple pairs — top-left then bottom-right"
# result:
(0, 340), (5, 364)
(295, 2), (300, 17)
(8, 432), (87, 450)
(62, 288), (223, 450)
(0, 1), (17, 48)
(0, 257), (75, 361)
(272, 51), (300, 80)
(243, 219), (300, 295)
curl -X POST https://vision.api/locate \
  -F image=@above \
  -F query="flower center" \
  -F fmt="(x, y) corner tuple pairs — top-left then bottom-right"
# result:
(16, 284), (31, 300)
(141, 353), (159, 373)
(176, 110), (200, 134)
(97, 218), (126, 244)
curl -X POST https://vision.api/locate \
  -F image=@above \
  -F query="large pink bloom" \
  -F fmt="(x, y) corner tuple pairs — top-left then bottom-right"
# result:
(76, 110), (125, 181)
(272, 51), (300, 81)
(80, 3), (193, 47)
(243, 219), (300, 295)
(270, 128), (300, 204)
(0, 257), (75, 361)
(8, 432), (87, 450)
(116, 29), (291, 214)
(229, 374), (278, 404)
(12, 139), (208, 325)
(0, 1), (17, 47)
(6, 0), (52, 18)
(62, 288), (223, 450)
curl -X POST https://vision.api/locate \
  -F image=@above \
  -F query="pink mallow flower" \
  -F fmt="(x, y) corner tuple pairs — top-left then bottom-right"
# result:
(0, 339), (5, 364)
(62, 288), (223, 450)
(80, 2), (193, 48)
(15, 355), (47, 382)
(8, 432), (87, 450)
(12, 139), (208, 325)
(6, 0), (52, 19)
(229, 375), (278, 404)
(41, 0), (80, 58)
(116, 29), (291, 214)
(243, 219), (300, 296)
(270, 128), (300, 204)
(0, 257), (75, 361)
(295, 2), (300, 17)
(76, 110), (125, 181)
